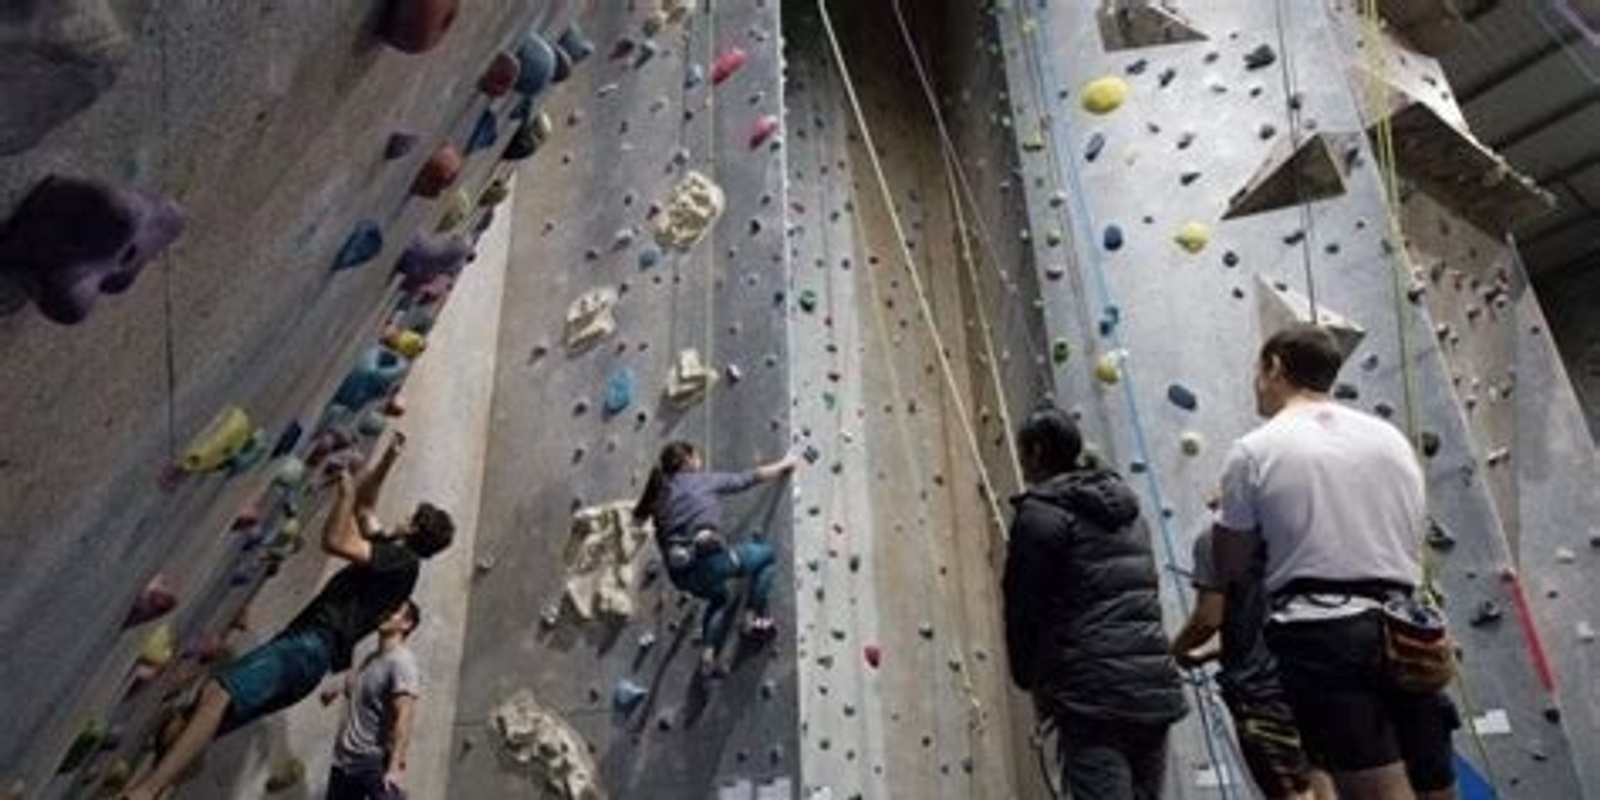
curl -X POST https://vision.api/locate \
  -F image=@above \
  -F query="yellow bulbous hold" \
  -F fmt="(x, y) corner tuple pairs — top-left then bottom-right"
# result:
(1174, 221), (1210, 253)
(1081, 76), (1130, 114)
(1180, 431), (1205, 456)
(1095, 351), (1123, 384)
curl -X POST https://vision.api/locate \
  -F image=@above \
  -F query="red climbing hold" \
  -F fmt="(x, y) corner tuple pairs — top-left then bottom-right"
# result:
(122, 574), (178, 629)
(711, 47), (747, 85)
(377, 0), (459, 54)
(479, 51), (520, 97)
(749, 115), (779, 149)
(411, 145), (462, 198)
(864, 643), (882, 669)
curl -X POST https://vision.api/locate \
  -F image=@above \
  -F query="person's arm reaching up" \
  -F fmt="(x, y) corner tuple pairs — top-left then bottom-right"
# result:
(355, 431), (406, 513)
(754, 453), (800, 482)
(322, 471), (373, 565)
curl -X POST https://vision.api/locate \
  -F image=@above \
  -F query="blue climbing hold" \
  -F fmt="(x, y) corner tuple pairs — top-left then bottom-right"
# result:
(1098, 305), (1121, 337)
(612, 678), (648, 713)
(1103, 224), (1123, 251)
(638, 245), (662, 270)
(332, 219), (383, 271)
(685, 64), (705, 89)
(466, 109), (498, 154)
(514, 31), (557, 97)
(271, 420), (303, 458)
(602, 366), (635, 416)
(1167, 383), (1198, 411)
(1085, 132), (1106, 162)
(556, 23), (594, 63)
(333, 346), (411, 411)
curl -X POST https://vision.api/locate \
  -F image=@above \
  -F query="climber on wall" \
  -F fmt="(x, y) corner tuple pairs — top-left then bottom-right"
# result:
(632, 441), (798, 678)
(1211, 324), (1459, 800)
(1003, 406), (1189, 800)
(1171, 520), (1332, 800)
(122, 432), (455, 800)
(319, 598), (424, 800)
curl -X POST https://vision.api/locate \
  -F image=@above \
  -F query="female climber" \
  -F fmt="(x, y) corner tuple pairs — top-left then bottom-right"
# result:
(633, 441), (798, 676)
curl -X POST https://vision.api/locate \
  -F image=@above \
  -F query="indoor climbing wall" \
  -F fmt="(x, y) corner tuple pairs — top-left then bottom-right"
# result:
(988, 0), (1597, 797)
(0, 1), (581, 796)
(446, 1), (801, 797)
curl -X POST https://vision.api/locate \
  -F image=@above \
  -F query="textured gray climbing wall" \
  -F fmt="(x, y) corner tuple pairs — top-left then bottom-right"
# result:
(0, 2), (577, 796)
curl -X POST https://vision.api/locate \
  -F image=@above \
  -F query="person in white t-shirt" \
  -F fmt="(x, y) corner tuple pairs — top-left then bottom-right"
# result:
(1212, 324), (1458, 800)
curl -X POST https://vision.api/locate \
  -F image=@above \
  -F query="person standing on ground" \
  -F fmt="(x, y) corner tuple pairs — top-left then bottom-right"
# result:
(633, 441), (797, 677)
(321, 599), (423, 800)
(1004, 406), (1189, 800)
(1212, 324), (1458, 800)
(123, 433), (455, 800)
(1172, 525), (1330, 800)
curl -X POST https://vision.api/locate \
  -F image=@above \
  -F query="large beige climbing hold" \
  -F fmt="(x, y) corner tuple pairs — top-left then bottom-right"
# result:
(563, 501), (649, 621)
(492, 689), (606, 800)
(655, 170), (725, 251)
(564, 287), (618, 350)
(665, 348), (718, 406)
(660, 0), (692, 24)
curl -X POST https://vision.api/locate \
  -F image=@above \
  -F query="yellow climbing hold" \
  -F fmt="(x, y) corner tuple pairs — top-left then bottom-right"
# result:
(1095, 351), (1123, 384)
(1081, 76), (1130, 114)
(182, 405), (252, 472)
(138, 623), (175, 668)
(386, 329), (427, 359)
(1180, 431), (1205, 456)
(1174, 221), (1210, 253)
(435, 189), (472, 232)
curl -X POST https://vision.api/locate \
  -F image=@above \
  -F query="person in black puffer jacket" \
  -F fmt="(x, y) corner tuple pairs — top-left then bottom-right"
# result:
(1005, 406), (1189, 800)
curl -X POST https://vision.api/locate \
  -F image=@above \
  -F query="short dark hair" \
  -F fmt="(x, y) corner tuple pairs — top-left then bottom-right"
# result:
(1261, 324), (1342, 392)
(1017, 406), (1083, 477)
(408, 503), (455, 558)
(400, 599), (422, 635)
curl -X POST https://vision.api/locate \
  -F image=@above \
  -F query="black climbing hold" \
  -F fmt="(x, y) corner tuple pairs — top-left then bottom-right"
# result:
(332, 219), (383, 272)
(1222, 250), (1239, 267)
(1374, 402), (1394, 419)
(1425, 517), (1456, 550)
(556, 23), (594, 63)
(1103, 224), (1123, 251)
(1243, 44), (1277, 70)
(1468, 600), (1502, 627)
(1166, 383), (1198, 411)
(384, 132), (419, 160)
(1158, 67), (1177, 88)
(271, 421), (303, 458)
(1419, 431), (1441, 458)
(1180, 171), (1201, 186)
(1332, 382), (1359, 401)
(1126, 58), (1149, 75)
(1283, 229), (1306, 245)
(1085, 132), (1106, 162)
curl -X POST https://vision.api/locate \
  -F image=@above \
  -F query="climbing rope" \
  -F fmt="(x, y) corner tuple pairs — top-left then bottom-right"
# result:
(157, 12), (180, 462)
(1270, 0), (1321, 322)
(700, 1), (720, 460)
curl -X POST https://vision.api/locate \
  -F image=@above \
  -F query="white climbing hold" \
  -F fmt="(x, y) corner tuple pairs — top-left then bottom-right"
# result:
(491, 689), (606, 799)
(655, 170), (725, 251)
(563, 287), (619, 350)
(665, 348), (718, 407)
(563, 501), (650, 621)
(1179, 431), (1204, 456)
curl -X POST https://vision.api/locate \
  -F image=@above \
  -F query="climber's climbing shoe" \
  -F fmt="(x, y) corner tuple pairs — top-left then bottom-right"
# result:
(182, 405), (253, 473)
(396, 232), (471, 291)
(331, 219), (382, 271)
(0, 175), (184, 324)
(376, 0), (459, 54)
(479, 51), (520, 97)
(514, 31), (557, 97)
(411, 144), (462, 198)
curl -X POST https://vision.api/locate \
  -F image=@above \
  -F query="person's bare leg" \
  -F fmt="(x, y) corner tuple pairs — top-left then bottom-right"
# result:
(1330, 762), (1417, 800)
(122, 680), (232, 800)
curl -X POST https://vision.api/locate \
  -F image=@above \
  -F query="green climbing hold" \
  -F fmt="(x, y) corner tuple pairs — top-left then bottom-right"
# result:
(1051, 338), (1071, 365)
(56, 719), (107, 774)
(1081, 76), (1130, 114)
(798, 289), (819, 313)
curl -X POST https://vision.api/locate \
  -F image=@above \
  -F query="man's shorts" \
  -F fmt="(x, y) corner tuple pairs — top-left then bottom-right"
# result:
(214, 628), (335, 735)
(1267, 612), (1459, 791)
(1226, 694), (1312, 798)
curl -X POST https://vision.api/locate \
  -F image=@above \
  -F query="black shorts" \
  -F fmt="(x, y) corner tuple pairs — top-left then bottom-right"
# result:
(1226, 694), (1312, 798)
(1267, 613), (1459, 791)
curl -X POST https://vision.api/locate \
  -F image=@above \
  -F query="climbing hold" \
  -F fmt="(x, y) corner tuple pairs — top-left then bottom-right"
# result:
(397, 232), (471, 291)
(264, 756), (305, 793)
(1173, 221), (1210, 253)
(56, 719), (106, 774)
(491, 689), (603, 797)
(1242, 43), (1277, 70)
(1180, 431), (1204, 456)
(377, 0), (458, 53)
(798, 289), (819, 313)
(182, 405), (253, 473)
(411, 144), (462, 198)
(1084, 132), (1106, 162)
(228, 429), (269, 474)
(514, 31), (557, 97)
(1224, 132), (1354, 219)
(1166, 383), (1198, 411)
(0, 175), (184, 324)
(137, 623), (175, 669)
(602, 366), (635, 416)
(123, 574), (177, 628)
(1256, 277), (1366, 358)
(1080, 76), (1129, 114)
(384, 132), (419, 160)
(273, 457), (307, 489)
(684, 64), (705, 89)
(1469, 600), (1503, 627)
(332, 219), (383, 271)
(466, 109), (499, 154)
(655, 171), (725, 251)
(564, 287), (618, 350)
(1424, 517), (1456, 550)
(749, 114), (780, 149)
(435, 189), (472, 232)
(1103, 224), (1124, 251)
(385, 328), (426, 358)
(1332, 382), (1359, 401)
(1051, 338), (1071, 365)
(631, 40), (659, 68)
(712, 47), (748, 85)
(333, 346), (410, 410)
(503, 111), (552, 161)
(637, 245), (662, 271)
(1095, 351), (1123, 385)
(637, 631), (656, 651)
(556, 23), (595, 63)
(612, 679), (649, 714)
(864, 644), (882, 669)
(479, 177), (511, 208)
(1419, 431), (1441, 458)
(666, 349), (718, 407)
(478, 51), (521, 97)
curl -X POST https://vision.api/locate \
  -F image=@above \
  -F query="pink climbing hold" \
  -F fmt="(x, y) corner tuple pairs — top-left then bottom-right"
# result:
(479, 51), (521, 97)
(711, 47), (747, 85)
(122, 574), (178, 629)
(864, 643), (882, 669)
(377, 0), (460, 54)
(411, 145), (462, 198)
(749, 115), (779, 149)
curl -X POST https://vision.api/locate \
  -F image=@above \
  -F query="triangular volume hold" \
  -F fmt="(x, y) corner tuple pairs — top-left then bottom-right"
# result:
(1224, 133), (1358, 219)
(1255, 276), (1367, 359)
(1097, 2), (1208, 51)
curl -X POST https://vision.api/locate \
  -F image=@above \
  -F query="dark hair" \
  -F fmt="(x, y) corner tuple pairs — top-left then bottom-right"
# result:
(633, 441), (698, 524)
(1261, 324), (1343, 392)
(400, 599), (422, 635)
(407, 503), (455, 558)
(1017, 406), (1083, 478)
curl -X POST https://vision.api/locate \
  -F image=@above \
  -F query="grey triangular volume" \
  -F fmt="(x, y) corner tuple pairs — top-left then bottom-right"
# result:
(1097, 2), (1208, 51)
(1255, 276), (1367, 359)
(1224, 133), (1357, 220)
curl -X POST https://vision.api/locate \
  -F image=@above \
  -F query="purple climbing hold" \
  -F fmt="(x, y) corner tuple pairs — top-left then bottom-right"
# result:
(465, 109), (498, 154)
(1166, 383), (1198, 411)
(514, 31), (557, 97)
(1085, 132), (1106, 162)
(377, 0), (459, 54)
(0, 175), (184, 325)
(396, 232), (471, 291)
(1103, 224), (1123, 251)
(384, 132), (419, 160)
(1333, 382), (1359, 401)
(332, 219), (383, 271)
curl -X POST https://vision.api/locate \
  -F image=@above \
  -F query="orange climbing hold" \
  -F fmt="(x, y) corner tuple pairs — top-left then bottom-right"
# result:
(411, 144), (462, 198)
(749, 115), (779, 149)
(377, 0), (459, 54)
(479, 51), (520, 97)
(711, 47), (747, 85)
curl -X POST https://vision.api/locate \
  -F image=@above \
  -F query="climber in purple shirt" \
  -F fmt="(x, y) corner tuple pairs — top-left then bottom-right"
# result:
(633, 440), (799, 677)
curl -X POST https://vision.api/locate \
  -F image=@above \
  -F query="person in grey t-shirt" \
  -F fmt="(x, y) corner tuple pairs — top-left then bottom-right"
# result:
(322, 599), (423, 800)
